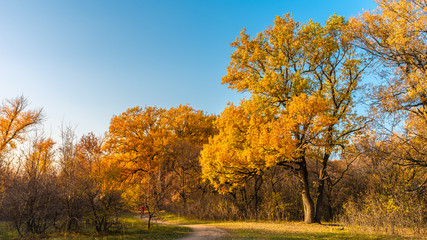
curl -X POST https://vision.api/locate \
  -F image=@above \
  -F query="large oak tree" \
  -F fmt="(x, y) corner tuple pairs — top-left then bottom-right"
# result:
(201, 14), (368, 223)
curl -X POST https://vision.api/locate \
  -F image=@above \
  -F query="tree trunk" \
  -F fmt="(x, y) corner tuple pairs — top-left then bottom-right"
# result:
(314, 179), (325, 223)
(315, 152), (329, 223)
(147, 213), (152, 229)
(253, 175), (263, 220)
(300, 159), (315, 223)
(181, 167), (187, 214)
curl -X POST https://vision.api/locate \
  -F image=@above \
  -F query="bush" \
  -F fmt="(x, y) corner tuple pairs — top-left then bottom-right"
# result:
(340, 191), (426, 236)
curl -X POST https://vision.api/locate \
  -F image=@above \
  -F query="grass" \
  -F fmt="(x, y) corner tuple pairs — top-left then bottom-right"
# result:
(159, 213), (217, 225)
(0, 221), (18, 240)
(158, 213), (424, 240)
(213, 221), (421, 240)
(0, 213), (192, 240)
(3, 213), (423, 239)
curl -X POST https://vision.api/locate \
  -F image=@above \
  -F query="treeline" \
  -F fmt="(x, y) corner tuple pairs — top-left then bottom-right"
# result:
(0, 0), (426, 237)
(0, 99), (123, 236)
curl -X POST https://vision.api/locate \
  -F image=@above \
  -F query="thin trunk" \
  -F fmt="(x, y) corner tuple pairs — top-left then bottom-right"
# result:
(147, 212), (152, 229)
(181, 167), (187, 213)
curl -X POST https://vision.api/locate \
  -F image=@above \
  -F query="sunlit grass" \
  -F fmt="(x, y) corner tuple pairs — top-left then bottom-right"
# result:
(158, 213), (423, 240)
(159, 213), (218, 225)
(214, 221), (421, 240)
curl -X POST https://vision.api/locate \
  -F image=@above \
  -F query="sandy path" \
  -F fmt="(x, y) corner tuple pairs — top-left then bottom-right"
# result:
(136, 215), (227, 240)
(175, 223), (227, 240)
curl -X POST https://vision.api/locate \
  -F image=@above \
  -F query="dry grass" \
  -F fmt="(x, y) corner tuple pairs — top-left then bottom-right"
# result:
(158, 213), (426, 239)
(211, 221), (422, 240)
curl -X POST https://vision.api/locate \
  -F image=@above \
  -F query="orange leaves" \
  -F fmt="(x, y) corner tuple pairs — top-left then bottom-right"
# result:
(0, 96), (43, 154)
(104, 105), (216, 208)
(104, 106), (164, 176)
(75, 132), (105, 180)
(161, 104), (216, 146)
(27, 137), (55, 174)
(104, 104), (215, 183)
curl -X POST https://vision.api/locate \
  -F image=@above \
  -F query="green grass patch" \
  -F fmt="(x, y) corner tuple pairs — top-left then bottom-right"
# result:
(158, 213), (217, 225)
(0, 213), (192, 240)
(0, 221), (19, 240)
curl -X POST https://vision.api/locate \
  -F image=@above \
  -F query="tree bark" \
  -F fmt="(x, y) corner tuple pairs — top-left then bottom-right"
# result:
(300, 159), (315, 223)
(315, 152), (329, 223)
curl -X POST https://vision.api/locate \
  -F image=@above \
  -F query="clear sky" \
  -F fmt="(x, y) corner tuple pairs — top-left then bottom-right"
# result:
(0, 0), (377, 140)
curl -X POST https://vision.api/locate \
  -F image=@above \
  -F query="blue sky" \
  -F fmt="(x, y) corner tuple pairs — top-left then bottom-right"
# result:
(0, 0), (377, 140)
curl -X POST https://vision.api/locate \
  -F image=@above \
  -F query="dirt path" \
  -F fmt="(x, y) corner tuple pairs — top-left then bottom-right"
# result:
(175, 224), (227, 240)
(135, 215), (227, 240)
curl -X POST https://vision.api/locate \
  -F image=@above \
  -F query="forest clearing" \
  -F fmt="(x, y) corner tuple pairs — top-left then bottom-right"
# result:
(0, 0), (426, 239)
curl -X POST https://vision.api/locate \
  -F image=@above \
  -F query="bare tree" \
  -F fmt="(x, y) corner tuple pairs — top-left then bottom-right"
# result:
(2, 134), (60, 236)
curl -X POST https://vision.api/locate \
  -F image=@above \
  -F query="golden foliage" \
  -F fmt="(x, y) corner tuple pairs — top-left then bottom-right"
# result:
(201, 14), (366, 194)
(349, 0), (427, 170)
(349, 0), (427, 115)
(104, 105), (215, 206)
(25, 137), (55, 174)
(0, 96), (43, 155)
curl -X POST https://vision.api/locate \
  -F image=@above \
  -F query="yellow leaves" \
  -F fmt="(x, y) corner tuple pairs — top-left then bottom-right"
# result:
(268, 14), (299, 50)
(200, 102), (268, 192)
(264, 95), (337, 164)
(352, 0), (426, 61)
(349, 0), (427, 120)
(202, 13), (366, 194)
(223, 14), (307, 96)
(200, 93), (340, 193)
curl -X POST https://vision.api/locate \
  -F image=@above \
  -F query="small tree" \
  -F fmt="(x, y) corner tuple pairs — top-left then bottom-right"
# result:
(2, 135), (60, 236)
(57, 126), (84, 232)
(76, 133), (123, 233)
